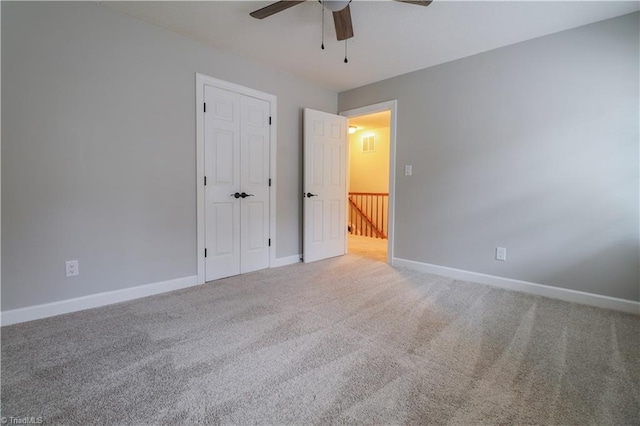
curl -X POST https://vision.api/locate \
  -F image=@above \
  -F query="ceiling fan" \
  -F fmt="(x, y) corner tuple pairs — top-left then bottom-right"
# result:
(250, 0), (433, 42)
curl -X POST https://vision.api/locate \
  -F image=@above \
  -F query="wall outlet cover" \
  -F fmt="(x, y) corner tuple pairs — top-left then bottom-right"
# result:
(496, 247), (507, 261)
(65, 260), (79, 277)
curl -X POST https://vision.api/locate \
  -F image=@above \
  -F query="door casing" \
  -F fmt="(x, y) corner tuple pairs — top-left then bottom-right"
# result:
(195, 73), (277, 284)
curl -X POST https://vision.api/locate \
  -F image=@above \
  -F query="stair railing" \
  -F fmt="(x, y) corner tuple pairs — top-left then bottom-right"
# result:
(348, 192), (388, 239)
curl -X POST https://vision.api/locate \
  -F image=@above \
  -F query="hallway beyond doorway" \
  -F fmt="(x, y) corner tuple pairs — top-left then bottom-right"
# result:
(347, 110), (391, 264)
(342, 100), (398, 265)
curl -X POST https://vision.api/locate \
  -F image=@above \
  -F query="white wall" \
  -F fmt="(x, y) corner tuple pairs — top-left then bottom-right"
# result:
(339, 13), (640, 301)
(1, 2), (337, 311)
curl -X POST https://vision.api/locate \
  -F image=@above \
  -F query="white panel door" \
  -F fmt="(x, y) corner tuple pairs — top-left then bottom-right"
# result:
(205, 86), (241, 280)
(204, 85), (270, 281)
(239, 95), (270, 273)
(303, 108), (347, 263)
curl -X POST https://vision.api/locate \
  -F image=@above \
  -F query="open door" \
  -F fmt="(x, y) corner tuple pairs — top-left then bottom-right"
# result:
(303, 108), (347, 263)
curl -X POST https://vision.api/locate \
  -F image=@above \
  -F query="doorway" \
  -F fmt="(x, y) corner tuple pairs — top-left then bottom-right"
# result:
(341, 101), (397, 264)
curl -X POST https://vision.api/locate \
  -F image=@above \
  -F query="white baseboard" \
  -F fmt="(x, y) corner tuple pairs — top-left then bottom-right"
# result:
(1, 275), (199, 326)
(272, 254), (301, 268)
(393, 258), (640, 315)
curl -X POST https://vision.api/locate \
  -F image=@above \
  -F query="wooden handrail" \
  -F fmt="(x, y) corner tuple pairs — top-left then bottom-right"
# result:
(349, 192), (388, 196)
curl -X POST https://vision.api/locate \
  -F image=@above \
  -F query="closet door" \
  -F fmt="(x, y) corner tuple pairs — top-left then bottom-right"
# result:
(204, 86), (241, 281)
(239, 95), (270, 274)
(204, 85), (270, 281)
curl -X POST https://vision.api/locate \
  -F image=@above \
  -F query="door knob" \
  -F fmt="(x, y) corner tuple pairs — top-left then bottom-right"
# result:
(306, 192), (318, 198)
(231, 192), (241, 199)
(240, 192), (254, 199)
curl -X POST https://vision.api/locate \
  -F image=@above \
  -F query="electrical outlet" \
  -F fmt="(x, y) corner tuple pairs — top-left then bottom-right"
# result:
(496, 247), (507, 261)
(65, 260), (79, 277)
(404, 165), (412, 176)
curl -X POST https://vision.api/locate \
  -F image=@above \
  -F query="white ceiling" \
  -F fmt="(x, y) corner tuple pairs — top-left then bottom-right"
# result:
(103, 1), (639, 92)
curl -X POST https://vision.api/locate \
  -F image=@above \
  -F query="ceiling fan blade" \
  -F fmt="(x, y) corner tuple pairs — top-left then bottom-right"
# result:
(250, 1), (306, 19)
(332, 4), (354, 41)
(394, 0), (433, 6)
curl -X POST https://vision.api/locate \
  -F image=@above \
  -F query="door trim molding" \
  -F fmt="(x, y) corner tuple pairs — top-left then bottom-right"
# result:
(340, 100), (398, 265)
(195, 73), (277, 284)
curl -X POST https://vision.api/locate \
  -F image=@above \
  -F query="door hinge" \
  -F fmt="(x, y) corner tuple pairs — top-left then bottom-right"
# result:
(204, 103), (207, 113)
(268, 238), (271, 247)
(205, 248), (208, 258)
(204, 176), (207, 186)
(269, 116), (272, 125)
(268, 178), (271, 187)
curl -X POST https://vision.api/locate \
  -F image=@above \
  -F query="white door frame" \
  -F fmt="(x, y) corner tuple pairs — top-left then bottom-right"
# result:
(195, 73), (277, 284)
(340, 100), (397, 265)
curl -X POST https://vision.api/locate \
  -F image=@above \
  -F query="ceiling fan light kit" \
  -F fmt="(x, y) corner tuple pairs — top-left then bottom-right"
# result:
(250, 0), (433, 63)
(322, 0), (350, 12)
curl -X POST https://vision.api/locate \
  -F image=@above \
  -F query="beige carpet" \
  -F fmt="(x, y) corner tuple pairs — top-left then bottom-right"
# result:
(2, 255), (639, 424)
(348, 234), (388, 263)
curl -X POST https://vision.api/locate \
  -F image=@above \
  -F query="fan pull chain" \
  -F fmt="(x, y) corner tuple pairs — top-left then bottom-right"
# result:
(344, 40), (348, 63)
(321, 3), (325, 50)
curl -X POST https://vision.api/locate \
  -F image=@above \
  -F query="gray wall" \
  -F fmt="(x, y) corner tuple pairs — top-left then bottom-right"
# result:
(340, 13), (640, 301)
(2, 2), (337, 310)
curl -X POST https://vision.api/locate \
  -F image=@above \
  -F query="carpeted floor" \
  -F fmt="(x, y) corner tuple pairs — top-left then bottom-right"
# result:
(348, 235), (388, 263)
(1, 254), (639, 425)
